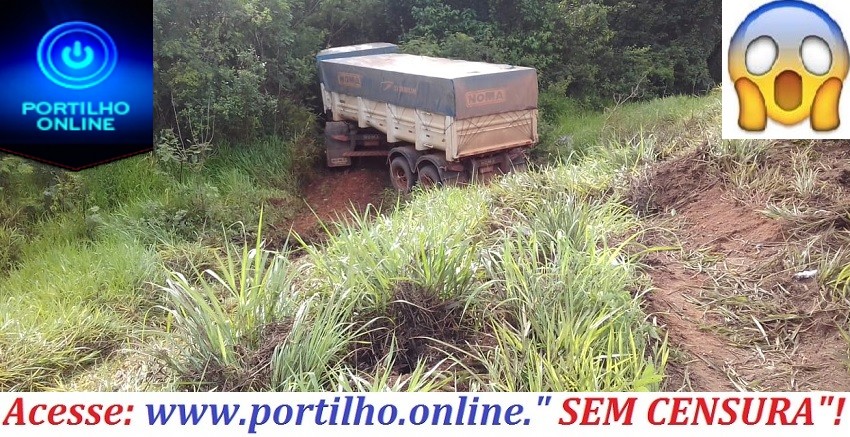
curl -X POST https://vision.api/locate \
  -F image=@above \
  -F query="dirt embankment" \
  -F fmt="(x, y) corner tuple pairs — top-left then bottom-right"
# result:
(262, 142), (850, 392)
(631, 141), (850, 391)
(286, 164), (389, 242)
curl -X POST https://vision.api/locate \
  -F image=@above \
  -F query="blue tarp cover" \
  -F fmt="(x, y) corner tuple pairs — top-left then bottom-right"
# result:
(318, 46), (538, 120)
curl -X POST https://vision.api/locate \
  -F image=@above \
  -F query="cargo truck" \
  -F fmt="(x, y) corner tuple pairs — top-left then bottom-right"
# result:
(316, 43), (538, 191)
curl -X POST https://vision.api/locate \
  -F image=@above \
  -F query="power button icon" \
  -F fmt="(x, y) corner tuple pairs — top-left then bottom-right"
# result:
(62, 41), (95, 69)
(37, 21), (117, 90)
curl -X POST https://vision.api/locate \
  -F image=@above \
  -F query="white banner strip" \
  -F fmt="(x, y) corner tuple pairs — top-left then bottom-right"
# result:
(0, 392), (847, 437)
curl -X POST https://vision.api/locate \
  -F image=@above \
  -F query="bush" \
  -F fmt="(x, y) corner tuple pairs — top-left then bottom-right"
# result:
(153, 0), (719, 151)
(159, 164), (668, 392)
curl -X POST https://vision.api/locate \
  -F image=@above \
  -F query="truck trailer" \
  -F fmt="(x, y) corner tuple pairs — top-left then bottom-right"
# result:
(316, 43), (539, 191)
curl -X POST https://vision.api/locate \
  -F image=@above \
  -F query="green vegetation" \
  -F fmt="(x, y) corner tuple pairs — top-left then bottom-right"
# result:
(149, 91), (729, 392)
(538, 90), (719, 160)
(0, 136), (307, 390)
(0, 89), (724, 391)
(152, 92), (725, 391)
(12, 0), (849, 393)
(7, 69), (849, 390)
(153, 0), (719, 153)
(161, 160), (668, 392)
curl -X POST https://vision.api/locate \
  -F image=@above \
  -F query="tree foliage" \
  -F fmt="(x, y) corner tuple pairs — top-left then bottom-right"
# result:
(153, 0), (720, 145)
(154, 0), (322, 144)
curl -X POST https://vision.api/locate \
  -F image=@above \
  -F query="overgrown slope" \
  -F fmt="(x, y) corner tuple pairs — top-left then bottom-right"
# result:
(8, 89), (846, 392)
(633, 139), (850, 391)
(159, 156), (668, 392)
(155, 92), (725, 391)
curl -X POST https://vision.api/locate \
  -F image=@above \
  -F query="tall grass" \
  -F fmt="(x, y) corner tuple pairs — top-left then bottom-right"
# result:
(479, 192), (664, 391)
(3, 91), (717, 390)
(538, 89), (720, 160)
(0, 137), (305, 391)
(160, 162), (668, 391)
(156, 92), (730, 392)
(0, 233), (158, 390)
(158, 211), (301, 386)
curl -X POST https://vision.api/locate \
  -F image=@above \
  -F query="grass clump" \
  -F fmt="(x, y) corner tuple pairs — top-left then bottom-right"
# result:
(480, 192), (664, 391)
(160, 161), (668, 391)
(537, 89), (720, 161)
(0, 135), (308, 391)
(159, 212), (302, 389)
(0, 233), (158, 390)
(158, 92), (745, 392)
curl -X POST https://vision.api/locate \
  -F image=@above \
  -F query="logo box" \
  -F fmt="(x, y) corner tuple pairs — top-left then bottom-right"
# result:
(0, 0), (153, 170)
(722, 0), (850, 140)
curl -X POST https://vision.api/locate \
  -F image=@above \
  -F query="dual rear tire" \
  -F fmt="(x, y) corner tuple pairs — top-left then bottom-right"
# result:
(417, 165), (441, 188)
(388, 157), (444, 192)
(390, 153), (527, 192)
(389, 157), (415, 192)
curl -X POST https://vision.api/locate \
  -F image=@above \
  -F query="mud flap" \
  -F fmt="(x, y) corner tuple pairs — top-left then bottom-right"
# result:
(325, 121), (354, 167)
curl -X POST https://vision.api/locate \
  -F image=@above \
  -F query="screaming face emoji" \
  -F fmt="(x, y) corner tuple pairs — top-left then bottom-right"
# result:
(729, 0), (849, 131)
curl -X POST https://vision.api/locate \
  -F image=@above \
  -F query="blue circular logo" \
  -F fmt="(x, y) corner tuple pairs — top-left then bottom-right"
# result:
(37, 21), (118, 90)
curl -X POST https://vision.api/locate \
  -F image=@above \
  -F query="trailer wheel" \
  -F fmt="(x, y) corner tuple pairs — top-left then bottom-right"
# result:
(389, 157), (415, 192)
(417, 164), (441, 188)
